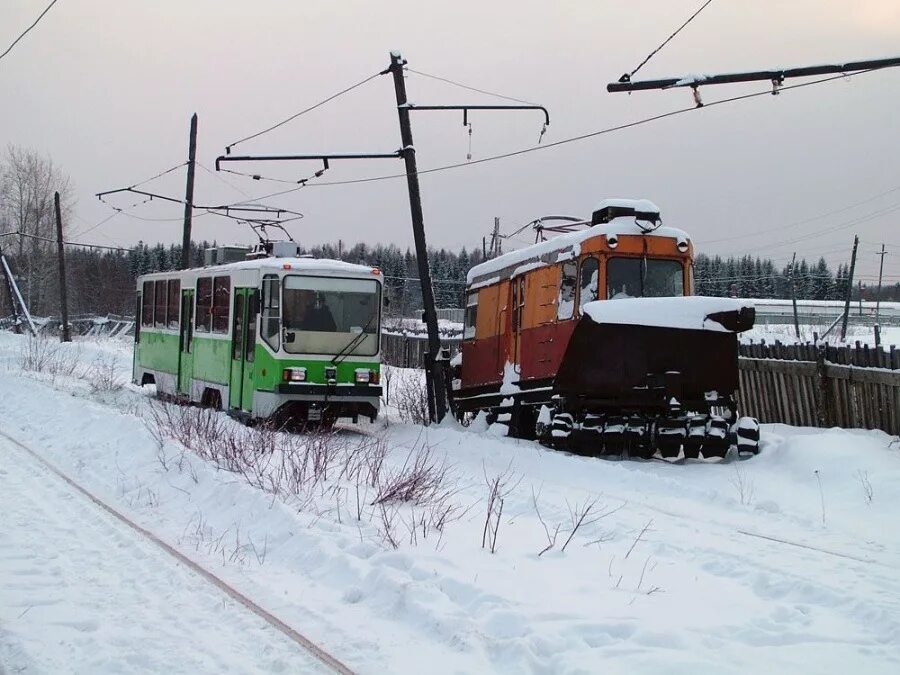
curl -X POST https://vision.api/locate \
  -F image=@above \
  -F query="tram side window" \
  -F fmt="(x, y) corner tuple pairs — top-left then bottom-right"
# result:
(141, 281), (154, 327)
(463, 292), (477, 340)
(261, 274), (280, 350)
(154, 280), (166, 327)
(196, 277), (212, 333)
(212, 276), (231, 333)
(579, 257), (599, 312)
(557, 261), (577, 320)
(166, 279), (180, 329)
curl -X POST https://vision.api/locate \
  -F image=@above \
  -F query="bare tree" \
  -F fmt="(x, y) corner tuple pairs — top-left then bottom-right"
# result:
(0, 145), (74, 312)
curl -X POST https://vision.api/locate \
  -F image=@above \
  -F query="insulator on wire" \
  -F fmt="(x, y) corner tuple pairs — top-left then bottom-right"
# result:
(691, 86), (704, 108)
(466, 124), (473, 161)
(538, 122), (547, 144)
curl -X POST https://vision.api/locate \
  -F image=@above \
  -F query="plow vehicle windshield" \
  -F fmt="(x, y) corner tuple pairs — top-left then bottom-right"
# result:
(607, 257), (683, 299)
(282, 276), (380, 356)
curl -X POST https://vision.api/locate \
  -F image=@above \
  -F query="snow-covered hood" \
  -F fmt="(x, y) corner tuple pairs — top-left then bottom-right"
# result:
(581, 296), (755, 333)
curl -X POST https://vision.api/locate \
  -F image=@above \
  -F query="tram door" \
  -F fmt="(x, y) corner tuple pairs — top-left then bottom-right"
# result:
(177, 289), (194, 396)
(229, 289), (258, 412)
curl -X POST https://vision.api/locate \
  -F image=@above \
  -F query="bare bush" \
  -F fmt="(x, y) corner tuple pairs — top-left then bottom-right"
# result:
(391, 369), (429, 424)
(625, 519), (654, 560)
(729, 465), (755, 506)
(857, 470), (873, 505)
(84, 353), (125, 393)
(19, 337), (81, 377)
(482, 463), (520, 554)
(372, 443), (451, 506)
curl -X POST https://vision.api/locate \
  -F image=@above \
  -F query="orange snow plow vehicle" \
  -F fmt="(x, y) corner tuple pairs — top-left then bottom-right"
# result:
(451, 199), (760, 461)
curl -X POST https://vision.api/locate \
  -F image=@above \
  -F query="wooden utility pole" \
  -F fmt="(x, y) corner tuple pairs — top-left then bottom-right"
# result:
(789, 252), (800, 340)
(0, 245), (21, 332)
(388, 51), (447, 422)
(875, 243), (887, 347)
(840, 235), (859, 341)
(180, 113), (198, 270)
(54, 191), (71, 342)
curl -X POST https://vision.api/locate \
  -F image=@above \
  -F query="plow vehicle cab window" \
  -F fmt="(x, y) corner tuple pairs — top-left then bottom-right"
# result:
(607, 258), (683, 299)
(557, 261), (577, 320)
(281, 276), (380, 356)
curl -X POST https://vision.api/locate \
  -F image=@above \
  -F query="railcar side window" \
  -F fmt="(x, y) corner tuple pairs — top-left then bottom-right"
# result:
(579, 257), (599, 311)
(141, 281), (153, 326)
(557, 261), (577, 320)
(196, 277), (212, 332)
(212, 276), (230, 333)
(261, 274), (280, 351)
(464, 292), (477, 339)
(166, 279), (180, 329)
(154, 280), (166, 327)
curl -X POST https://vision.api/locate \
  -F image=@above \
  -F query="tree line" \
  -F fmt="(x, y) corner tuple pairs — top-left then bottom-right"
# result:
(4, 240), (898, 322)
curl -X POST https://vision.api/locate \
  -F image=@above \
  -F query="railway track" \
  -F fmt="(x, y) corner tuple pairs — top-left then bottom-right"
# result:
(0, 427), (356, 675)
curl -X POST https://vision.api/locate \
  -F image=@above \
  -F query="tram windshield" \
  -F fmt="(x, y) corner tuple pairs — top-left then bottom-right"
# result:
(606, 258), (684, 299)
(282, 276), (380, 356)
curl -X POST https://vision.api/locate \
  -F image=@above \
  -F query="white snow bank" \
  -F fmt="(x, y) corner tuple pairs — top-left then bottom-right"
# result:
(2, 332), (900, 674)
(583, 296), (753, 332)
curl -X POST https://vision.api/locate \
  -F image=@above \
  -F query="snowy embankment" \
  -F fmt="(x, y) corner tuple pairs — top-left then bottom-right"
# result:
(1, 333), (899, 674)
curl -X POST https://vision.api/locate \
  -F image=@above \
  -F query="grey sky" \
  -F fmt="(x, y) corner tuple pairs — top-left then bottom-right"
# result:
(2, 0), (899, 282)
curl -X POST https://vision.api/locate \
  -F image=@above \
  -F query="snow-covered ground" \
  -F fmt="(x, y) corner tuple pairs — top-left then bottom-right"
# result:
(743, 322), (899, 347)
(1, 333), (899, 674)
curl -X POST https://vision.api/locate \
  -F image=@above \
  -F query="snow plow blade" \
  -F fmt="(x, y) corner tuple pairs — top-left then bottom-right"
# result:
(542, 298), (759, 460)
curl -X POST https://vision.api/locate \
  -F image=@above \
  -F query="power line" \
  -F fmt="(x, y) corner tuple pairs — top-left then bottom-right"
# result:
(15, 230), (130, 252)
(699, 186), (900, 245)
(405, 68), (539, 106)
(0, 0), (61, 63)
(222, 68), (879, 207)
(620, 0), (715, 82)
(224, 71), (384, 153)
(128, 161), (188, 189)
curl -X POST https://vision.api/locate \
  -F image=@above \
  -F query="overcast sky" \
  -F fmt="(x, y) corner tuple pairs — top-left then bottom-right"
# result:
(2, 0), (899, 282)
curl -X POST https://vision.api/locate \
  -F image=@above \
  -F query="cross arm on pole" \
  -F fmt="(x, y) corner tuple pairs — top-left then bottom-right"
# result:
(214, 151), (404, 172)
(607, 55), (900, 93)
(405, 104), (551, 127)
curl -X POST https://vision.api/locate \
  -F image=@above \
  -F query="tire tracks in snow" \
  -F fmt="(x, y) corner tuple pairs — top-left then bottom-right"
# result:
(0, 427), (355, 675)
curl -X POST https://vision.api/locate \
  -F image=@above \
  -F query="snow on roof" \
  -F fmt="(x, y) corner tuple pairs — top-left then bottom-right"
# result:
(140, 257), (377, 279)
(582, 296), (753, 333)
(593, 198), (660, 215)
(466, 218), (690, 286)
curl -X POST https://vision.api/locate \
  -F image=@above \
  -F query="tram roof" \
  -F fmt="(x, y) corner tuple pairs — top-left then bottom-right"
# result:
(137, 257), (380, 281)
(466, 218), (691, 287)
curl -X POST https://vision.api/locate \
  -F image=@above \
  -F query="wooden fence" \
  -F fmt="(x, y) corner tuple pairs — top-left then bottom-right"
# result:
(382, 333), (462, 369)
(738, 342), (900, 435)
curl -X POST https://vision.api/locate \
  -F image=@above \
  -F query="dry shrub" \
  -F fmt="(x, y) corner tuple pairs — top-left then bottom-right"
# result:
(19, 336), (81, 377)
(84, 354), (125, 393)
(391, 369), (429, 425)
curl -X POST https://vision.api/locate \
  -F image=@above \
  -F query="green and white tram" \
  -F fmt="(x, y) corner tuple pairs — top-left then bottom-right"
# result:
(134, 246), (383, 427)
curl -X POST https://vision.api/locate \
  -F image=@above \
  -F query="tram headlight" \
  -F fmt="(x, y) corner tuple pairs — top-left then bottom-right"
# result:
(606, 234), (619, 249)
(355, 368), (370, 384)
(283, 367), (307, 382)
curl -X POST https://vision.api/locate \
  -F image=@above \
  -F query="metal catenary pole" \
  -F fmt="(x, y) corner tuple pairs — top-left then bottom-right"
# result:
(388, 50), (447, 422)
(0, 245), (22, 332)
(840, 235), (859, 342)
(54, 191), (71, 342)
(181, 113), (198, 270)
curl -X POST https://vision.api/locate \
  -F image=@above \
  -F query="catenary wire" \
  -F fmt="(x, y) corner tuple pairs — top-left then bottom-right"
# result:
(222, 68), (881, 207)
(623, 0), (716, 81)
(405, 68), (540, 106)
(225, 71), (384, 153)
(0, 0), (61, 62)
